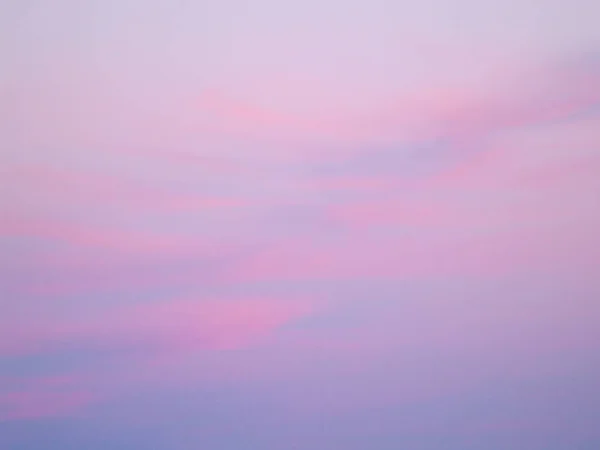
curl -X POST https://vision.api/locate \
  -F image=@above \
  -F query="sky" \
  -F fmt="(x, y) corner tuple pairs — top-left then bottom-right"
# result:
(1, 0), (600, 449)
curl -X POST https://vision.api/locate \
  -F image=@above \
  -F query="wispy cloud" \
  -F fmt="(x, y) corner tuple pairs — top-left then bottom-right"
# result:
(0, 375), (95, 422)
(0, 296), (316, 357)
(2, 0), (600, 440)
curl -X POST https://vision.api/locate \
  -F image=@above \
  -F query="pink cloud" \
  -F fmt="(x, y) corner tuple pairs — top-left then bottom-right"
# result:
(0, 391), (95, 421)
(89, 296), (316, 351)
(3, 165), (245, 214)
(189, 57), (600, 151)
(418, 116), (600, 190)
(0, 375), (95, 422)
(233, 219), (600, 284)
(310, 176), (401, 193)
(327, 186), (597, 232)
(318, 114), (600, 233)
(1, 210), (245, 265)
(0, 296), (316, 356)
(4, 52), (598, 177)
(2, 216), (190, 254)
(329, 200), (447, 229)
(1, 213), (246, 298)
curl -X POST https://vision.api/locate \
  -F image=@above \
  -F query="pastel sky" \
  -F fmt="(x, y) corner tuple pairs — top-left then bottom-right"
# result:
(1, 0), (600, 449)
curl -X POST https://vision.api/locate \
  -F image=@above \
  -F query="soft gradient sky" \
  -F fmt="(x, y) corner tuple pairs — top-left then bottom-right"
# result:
(1, 1), (600, 449)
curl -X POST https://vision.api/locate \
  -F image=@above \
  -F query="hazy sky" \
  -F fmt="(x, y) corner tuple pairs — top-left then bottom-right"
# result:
(1, 1), (600, 449)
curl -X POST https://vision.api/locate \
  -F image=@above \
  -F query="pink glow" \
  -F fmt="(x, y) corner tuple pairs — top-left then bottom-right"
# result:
(0, 296), (316, 356)
(0, 375), (95, 422)
(1, 1), (599, 447)
(0, 391), (95, 421)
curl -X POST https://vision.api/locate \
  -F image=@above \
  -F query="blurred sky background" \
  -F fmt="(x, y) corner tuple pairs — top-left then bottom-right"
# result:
(1, 1), (600, 449)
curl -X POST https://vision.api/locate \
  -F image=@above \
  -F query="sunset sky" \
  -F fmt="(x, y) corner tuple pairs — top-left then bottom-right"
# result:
(1, 1), (600, 449)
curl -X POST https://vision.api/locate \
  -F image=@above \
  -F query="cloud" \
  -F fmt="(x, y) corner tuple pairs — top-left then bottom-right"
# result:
(0, 211), (255, 298)
(190, 53), (600, 152)
(3, 50), (598, 186)
(416, 115), (600, 190)
(0, 296), (316, 357)
(2, 165), (244, 214)
(231, 218), (600, 284)
(0, 391), (94, 421)
(0, 294), (319, 420)
(2, 217), (184, 253)
(3, 51), (599, 312)
(316, 113), (600, 232)
(0, 375), (95, 422)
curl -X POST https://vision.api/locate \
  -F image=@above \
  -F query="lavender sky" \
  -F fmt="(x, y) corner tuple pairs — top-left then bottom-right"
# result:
(1, 0), (600, 449)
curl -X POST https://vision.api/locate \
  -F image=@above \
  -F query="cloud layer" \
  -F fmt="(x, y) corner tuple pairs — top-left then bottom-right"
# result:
(1, 0), (599, 448)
